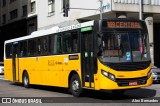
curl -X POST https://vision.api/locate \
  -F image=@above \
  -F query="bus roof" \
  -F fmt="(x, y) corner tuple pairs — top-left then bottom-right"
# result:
(4, 20), (94, 44)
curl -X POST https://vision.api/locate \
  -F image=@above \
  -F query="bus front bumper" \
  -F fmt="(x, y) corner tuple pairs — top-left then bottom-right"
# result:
(98, 74), (152, 90)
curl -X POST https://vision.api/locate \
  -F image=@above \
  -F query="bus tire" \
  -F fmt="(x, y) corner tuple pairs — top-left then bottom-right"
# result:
(70, 74), (83, 97)
(23, 72), (30, 88)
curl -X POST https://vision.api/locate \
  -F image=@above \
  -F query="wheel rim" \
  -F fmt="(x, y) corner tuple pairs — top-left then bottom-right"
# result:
(24, 76), (28, 86)
(72, 80), (79, 92)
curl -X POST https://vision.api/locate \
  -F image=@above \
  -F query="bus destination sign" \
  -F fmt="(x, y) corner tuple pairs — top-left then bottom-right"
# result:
(104, 21), (142, 29)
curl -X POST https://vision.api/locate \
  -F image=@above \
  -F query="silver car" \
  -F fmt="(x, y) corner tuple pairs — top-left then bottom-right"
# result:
(152, 68), (160, 83)
(0, 62), (4, 75)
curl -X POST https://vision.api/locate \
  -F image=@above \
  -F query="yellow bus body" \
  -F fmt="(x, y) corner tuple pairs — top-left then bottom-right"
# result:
(94, 60), (152, 90)
(4, 54), (82, 88)
(4, 53), (152, 90)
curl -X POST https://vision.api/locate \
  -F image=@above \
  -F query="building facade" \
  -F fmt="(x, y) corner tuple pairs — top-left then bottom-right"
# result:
(0, 0), (38, 61)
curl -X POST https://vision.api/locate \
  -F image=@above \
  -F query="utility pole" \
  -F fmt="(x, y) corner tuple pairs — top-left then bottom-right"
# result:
(99, 0), (103, 35)
(139, 0), (143, 20)
(99, 0), (103, 20)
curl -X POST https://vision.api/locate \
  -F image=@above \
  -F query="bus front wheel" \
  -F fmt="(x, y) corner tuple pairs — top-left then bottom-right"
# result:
(70, 74), (83, 97)
(23, 72), (30, 88)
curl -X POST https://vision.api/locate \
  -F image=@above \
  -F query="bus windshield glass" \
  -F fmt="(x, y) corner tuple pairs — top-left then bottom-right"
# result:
(98, 30), (151, 63)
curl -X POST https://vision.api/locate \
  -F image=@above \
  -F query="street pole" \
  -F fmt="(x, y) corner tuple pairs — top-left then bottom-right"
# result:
(99, 0), (103, 45)
(139, 0), (143, 20)
(100, 0), (103, 20)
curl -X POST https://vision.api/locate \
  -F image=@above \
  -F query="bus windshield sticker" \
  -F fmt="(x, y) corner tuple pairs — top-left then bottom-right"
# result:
(126, 52), (131, 62)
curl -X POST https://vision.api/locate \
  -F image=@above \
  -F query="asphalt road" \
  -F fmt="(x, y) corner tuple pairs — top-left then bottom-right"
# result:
(0, 75), (160, 106)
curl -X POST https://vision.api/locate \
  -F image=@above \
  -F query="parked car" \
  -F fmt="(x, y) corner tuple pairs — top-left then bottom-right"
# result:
(152, 67), (160, 83)
(0, 62), (4, 75)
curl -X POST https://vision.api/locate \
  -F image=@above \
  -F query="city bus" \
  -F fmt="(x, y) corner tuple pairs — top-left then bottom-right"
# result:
(4, 18), (152, 97)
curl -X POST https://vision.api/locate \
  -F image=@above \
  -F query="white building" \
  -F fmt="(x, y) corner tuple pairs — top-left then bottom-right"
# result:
(38, 0), (160, 29)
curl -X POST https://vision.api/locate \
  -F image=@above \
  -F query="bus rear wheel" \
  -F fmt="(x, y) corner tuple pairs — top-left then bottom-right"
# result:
(23, 72), (30, 88)
(70, 74), (83, 97)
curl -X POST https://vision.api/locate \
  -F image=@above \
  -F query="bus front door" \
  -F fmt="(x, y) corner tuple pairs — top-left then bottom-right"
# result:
(12, 42), (19, 82)
(81, 31), (95, 88)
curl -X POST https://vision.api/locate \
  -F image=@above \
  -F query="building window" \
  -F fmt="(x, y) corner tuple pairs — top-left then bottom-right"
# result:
(10, 9), (18, 20)
(2, 0), (6, 7)
(48, 0), (55, 16)
(22, 5), (27, 17)
(10, 0), (16, 3)
(31, 1), (36, 13)
(2, 14), (6, 24)
(28, 23), (36, 35)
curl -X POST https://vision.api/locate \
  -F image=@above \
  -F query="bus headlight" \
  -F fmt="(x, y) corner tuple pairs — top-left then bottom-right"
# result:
(101, 70), (115, 81)
(147, 70), (152, 79)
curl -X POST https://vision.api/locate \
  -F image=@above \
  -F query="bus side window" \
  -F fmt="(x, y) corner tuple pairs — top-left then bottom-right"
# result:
(72, 32), (78, 53)
(49, 35), (55, 55)
(56, 35), (62, 54)
(28, 39), (36, 57)
(19, 41), (27, 57)
(19, 42), (23, 57)
(37, 38), (41, 55)
(36, 37), (48, 56)
(49, 34), (62, 55)
(23, 41), (27, 57)
(63, 33), (71, 53)
(6, 43), (12, 59)
(62, 31), (78, 53)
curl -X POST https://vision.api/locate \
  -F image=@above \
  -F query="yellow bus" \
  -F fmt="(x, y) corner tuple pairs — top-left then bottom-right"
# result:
(4, 19), (152, 97)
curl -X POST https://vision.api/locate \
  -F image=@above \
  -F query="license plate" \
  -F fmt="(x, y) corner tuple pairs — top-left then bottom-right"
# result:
(129, 81), (138, 86)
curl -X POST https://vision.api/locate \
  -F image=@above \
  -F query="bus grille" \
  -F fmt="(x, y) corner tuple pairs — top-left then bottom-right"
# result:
(116, 76), (147, 86)
(105, 61), (151, 71)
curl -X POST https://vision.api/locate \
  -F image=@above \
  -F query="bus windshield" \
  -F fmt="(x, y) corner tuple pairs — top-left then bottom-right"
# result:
(98, 30), (151, 63)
